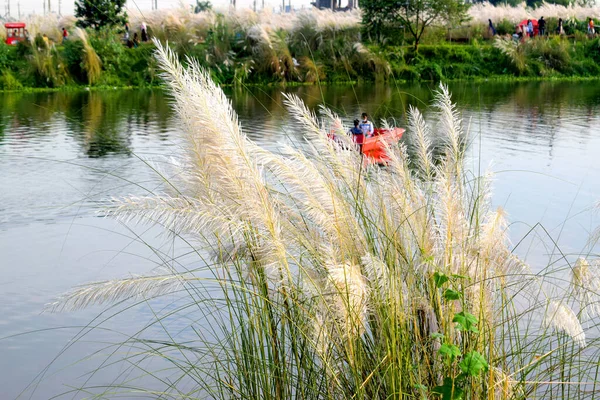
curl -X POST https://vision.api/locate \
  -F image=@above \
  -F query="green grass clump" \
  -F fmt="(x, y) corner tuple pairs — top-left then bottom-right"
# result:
(45, 43), (600, 399)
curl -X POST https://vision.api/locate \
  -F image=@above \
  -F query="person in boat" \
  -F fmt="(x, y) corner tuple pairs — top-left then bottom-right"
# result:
(348, 119), (362, 136)
(347, 119), (364, 152)
(359, 113), (374, 138)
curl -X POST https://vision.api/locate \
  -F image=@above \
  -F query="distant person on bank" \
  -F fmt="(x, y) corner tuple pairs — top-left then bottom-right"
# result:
(488, 19), (496, 36)
(557, 18), (565, 35)
(141, 22), (148, 42)
(538, 16), (546, 36)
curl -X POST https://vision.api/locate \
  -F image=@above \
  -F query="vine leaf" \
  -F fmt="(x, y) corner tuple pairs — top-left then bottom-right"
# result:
(453, 311), (479, 333)
(459, 351), (489, 377)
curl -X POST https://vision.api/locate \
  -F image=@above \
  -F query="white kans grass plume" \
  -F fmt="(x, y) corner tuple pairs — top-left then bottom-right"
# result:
(571, 258), (600, 321)
(325, 261), (369, 337)
(542, 300), (586, 348)
(46, 270), (187, 312)
(408, 105), (433, 180)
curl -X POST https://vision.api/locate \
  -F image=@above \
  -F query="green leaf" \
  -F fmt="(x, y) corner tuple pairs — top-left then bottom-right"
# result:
(439, 343), (461, 361)
(459, 351), (489, 377)
(431, 332), (445, 340)
(434, 272), (449, 288)
(453, 311), (479, 333)
(432, 377), (464, 400)
(423, 255), (435, 263)
(414, 383), (427, 391)
(443, 288), (462, 301)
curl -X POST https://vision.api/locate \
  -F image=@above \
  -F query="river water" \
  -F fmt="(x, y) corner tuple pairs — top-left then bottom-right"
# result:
(1, 82), (600, 398)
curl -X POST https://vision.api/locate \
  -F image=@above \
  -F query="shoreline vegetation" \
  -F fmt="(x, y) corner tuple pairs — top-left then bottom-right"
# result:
(3, 4), (600, 91)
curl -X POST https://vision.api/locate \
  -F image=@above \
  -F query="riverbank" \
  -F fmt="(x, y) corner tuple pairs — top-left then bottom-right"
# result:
(2, 35), (600, 91)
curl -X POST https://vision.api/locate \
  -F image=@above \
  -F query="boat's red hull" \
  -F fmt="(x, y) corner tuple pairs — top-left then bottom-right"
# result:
(328, 127), (405, 164)
(362, 127), (405, 164)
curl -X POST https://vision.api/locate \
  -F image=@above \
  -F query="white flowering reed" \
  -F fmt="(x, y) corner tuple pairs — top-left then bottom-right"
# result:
(326, 261), (369, 337)
(542, 300), (586, 347)
(571, 258), (600, 321)
(46, 271), (188, 312)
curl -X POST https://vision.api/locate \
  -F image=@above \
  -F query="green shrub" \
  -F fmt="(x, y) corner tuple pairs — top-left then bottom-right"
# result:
(394, 64), (420, 81)
(16, 40), (32, 58)
(89, 28), (126, 77)
(529, 38), (571, 73)
(420, 25), (448, 45)
(495, 19), (515, 36)
(0, 70), (23, 90)
(27, 47), (70, 88)
(62, 39), (86, 83)
(418, 62), (444, 81)
(0, 43), (12, 70)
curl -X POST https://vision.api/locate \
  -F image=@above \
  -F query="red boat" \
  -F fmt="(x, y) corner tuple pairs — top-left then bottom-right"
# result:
(4, 22), (26, 45)
(362, 127), (405, 164)
(329, 126), (405, 164)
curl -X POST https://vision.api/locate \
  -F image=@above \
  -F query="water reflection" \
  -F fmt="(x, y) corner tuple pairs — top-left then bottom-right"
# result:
(0, 89), (172, 158)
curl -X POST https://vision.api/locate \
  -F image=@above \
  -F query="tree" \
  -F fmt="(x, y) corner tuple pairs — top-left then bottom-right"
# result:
(75, 0), (127, 30)
(193, 0), (212, 13)
(361, 0), (470, 51)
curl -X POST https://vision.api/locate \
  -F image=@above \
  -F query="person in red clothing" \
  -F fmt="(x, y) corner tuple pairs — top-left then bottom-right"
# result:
(348, 119), (364, 153)
(62, 27), (69, 43)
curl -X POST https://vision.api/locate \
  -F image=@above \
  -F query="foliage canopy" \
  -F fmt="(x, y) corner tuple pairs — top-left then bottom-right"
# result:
(75, 0), (128, 30)
(361, 0), (470, 50)
(193, 0), (212, 13)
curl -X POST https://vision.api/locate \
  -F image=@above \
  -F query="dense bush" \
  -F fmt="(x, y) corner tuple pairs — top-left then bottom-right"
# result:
(0, 43), (13, 70)
(0, 70), (23, 90)
(495, 19), (515, 36)
(62, 40), (87, 83)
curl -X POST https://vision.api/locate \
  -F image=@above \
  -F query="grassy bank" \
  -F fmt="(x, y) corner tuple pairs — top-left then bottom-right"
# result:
(383, 38), (600, 82)
(3, 5), (600, 91)
(3, 36), (600, 91)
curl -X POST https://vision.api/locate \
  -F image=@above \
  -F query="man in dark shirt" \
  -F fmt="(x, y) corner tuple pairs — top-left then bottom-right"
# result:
(538, 16), (546, 37)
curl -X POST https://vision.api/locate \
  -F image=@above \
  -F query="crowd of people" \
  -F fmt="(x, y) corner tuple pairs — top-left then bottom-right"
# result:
(488, 16), (597, 41)
(121, 22), (149, 48)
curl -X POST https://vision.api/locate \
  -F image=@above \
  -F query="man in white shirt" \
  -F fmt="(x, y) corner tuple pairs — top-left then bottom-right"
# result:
(359, 113), (374, 137)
